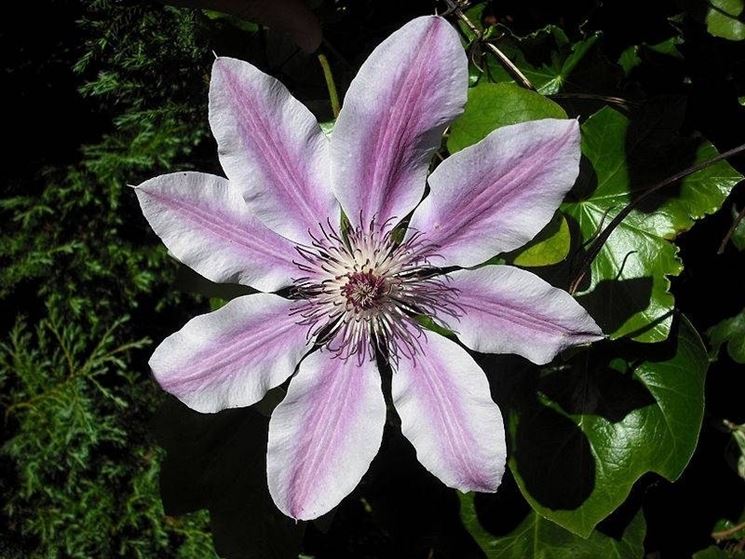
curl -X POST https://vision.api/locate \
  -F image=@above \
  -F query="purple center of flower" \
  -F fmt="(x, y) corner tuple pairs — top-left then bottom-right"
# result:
(341, 271), (387, 311)
(291, 219), (458, 363)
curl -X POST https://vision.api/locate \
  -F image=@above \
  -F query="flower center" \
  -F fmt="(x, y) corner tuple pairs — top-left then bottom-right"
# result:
(290, 219), (458, 363)
(341, 271), (387, 311)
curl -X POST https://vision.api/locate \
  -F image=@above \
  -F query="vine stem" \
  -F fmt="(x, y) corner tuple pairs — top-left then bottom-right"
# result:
(549, 92), (635, 111)
(569, 143), (745, 295)
(442, 0), (536, 91)
(712, 520), (745, 541)
(318, 53), (340, 118)
(718, 203), (745, 254)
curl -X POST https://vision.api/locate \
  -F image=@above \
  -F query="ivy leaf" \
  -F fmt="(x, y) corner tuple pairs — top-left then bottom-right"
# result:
(618, 36), (683, 76)
(706, 0), (745, 41)
(564, 106), (742, 342)
(708, 308), (745, 363)
(447, 82), (566, 153)
(508, 212), (571, 267)
(480, 26), (609, 95)
(496, 315), (707, 537)
(458, 493), (646, 558)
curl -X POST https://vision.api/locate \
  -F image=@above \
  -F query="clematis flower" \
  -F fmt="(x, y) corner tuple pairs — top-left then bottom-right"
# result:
(135, 15), (603, 521)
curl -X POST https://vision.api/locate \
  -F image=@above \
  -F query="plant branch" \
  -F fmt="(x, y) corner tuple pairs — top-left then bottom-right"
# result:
(713, 520), (745, 541)
(549, 92), (636, 111)
(718, 203), (745, 254)
(442, 0), (536, 91)
(569, 143), (745, 294)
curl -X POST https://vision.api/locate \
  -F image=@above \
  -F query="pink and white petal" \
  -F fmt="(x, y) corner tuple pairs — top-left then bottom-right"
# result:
(135, 172), (299, 293)
(444, 266), (604, 365)
(331, 16), (468, 228)
(209, 57), (338, 243)
(150, 293), (311, 414)
(408, 119), (580, 268)
(267, 350), (386, 520)
(392, 331), (506, 493)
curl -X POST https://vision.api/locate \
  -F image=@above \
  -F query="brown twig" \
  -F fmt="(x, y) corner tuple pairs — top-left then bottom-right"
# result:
(442, 0), (536, 91)
(549, 92), (636, 111)
(718, 203), (745, 254)
(713, 520), (745, 542)
(569, 143), (745, 294)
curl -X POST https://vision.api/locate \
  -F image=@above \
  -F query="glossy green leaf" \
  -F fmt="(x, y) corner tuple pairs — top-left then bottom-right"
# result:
(447, 82), (566, 153)
(510, 212), (571, 267)
(708, 308), (745, 363)
(506, 316), (707, 536)
(563, 106), (742, 342)
(706, 0), (745, 41)
(481, 26), (606, 95)
(459, 493), (645, 558)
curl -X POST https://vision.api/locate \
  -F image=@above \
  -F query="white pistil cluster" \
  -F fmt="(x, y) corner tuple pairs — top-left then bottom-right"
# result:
(291, 219), (459, 364)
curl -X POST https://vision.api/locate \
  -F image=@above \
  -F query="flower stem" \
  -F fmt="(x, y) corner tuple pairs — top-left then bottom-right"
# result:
(318, 53), (340, 118)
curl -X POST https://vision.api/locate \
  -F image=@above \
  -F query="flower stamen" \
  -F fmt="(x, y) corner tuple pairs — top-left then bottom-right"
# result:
(290, 218), (460, 363)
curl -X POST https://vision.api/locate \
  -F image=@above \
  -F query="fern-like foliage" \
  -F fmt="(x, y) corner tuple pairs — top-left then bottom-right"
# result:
(0, 0), (221, 556)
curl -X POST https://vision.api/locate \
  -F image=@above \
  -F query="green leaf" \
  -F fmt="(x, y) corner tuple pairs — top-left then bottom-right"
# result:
(618, 36), (683, 76)
(447, 82), (566, 153)
(506, 315), (708, 536)
(509, 212), (571, 267)
(459, 493), (646, 558)
(693, 546), (730, 559)
(202, 10), (260, 33)
(481, 26), (606, 95)
(563, 106), (742, 342)
(708, 308), (745, 363)
(706, 0), (745, 41)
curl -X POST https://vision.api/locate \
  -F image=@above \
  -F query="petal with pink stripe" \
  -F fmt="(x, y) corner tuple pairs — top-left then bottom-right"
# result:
(408, 119), (580, 268)
(331, 15), (468, 228)
(267, 350), (385, 520)
(135, 172), (299, 292)
(210, 57), (338, 243)
(392, 331), (506, 493)
(149, 294), (311, 414)
(444, 266), (604, 365)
